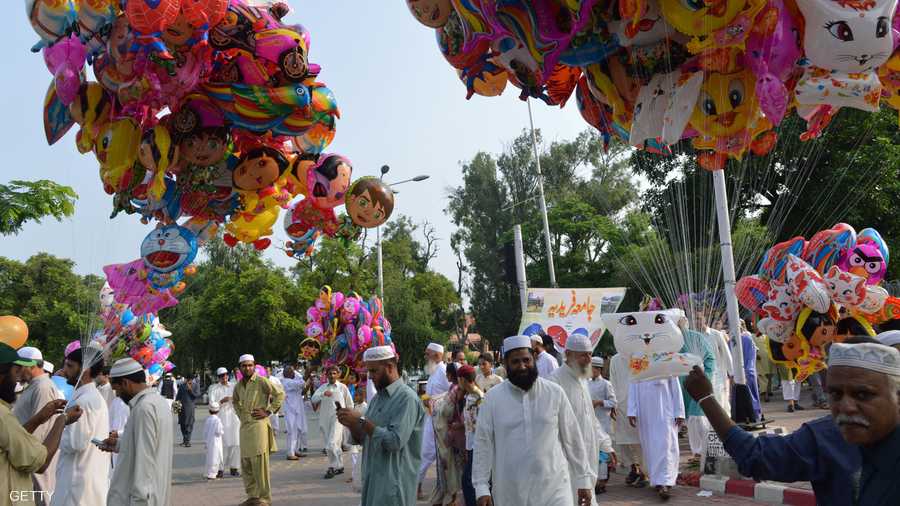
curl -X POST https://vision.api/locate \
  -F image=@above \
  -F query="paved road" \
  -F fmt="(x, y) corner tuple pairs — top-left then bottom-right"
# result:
(166, 394), (827, 506)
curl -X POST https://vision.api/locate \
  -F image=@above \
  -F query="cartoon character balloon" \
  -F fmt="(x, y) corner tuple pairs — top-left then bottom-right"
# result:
(140, 224), (199, 290)
(602, 308), (701, 381)
(345, 177), (395, 229)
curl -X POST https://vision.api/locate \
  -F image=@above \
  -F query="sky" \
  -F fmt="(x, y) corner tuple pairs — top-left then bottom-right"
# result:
(1, 1), (591, 284)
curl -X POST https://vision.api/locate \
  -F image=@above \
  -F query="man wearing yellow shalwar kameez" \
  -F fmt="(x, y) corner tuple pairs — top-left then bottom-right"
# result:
(233, 354), (285, 506)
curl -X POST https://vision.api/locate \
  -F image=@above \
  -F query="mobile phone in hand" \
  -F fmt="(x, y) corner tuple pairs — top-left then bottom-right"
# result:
(91, 438), (105, 447)
(334, 401), (341, 410)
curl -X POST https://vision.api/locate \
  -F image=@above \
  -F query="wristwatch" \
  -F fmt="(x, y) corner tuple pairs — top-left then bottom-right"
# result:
(358, 416), (367, 430)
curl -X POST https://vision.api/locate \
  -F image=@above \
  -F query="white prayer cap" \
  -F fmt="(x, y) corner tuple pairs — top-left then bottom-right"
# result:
(878, 331), (900, 347)
(591, 357), (604, 368)
(17, 346), (43, 363)
(425, 343), (444, 354)
(530, 334), (543, 344)
(208, 401), (220, 411)
(364, 345), (396, 362)
(565, 333), (592, 353)
(238, 354), (255, 364)
(504, 335), (532, 352)
(43, 361), (54, 374)
(216, 367), (228, 376)
(828, 342), (900, 377)
(109, 358), (144, 378)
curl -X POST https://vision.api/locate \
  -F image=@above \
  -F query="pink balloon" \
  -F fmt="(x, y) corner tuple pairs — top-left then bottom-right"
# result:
(43, 34), (87, 106)
(742, 0), (801, 124)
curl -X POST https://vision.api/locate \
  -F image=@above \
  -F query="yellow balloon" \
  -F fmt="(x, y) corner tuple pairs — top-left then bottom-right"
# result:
(0, 316), (29, 349)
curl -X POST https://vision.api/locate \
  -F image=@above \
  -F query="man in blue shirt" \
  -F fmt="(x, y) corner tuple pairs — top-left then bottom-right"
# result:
(684, 366), (859, 506)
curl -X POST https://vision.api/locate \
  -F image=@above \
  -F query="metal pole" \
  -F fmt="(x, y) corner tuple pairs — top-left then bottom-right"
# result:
(526, 98), (557, 288)
(513, 224), (528, 313)
(377, 225), (384, 300)
(712, 169), (746, 385)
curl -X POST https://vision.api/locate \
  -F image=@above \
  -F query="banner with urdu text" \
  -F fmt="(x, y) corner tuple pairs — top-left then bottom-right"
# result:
(517, 287), (627, 352)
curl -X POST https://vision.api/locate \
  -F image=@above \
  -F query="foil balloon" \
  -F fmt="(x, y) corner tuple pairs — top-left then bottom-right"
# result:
(345, 177), (395, 229)
(602, 309), (701, 381)
(742, 0), (801, 125)
(140, 224), (199, 290)
(125, 0), (181, 59)
(406, 0), (454, 28)
(803, 223), (857, 275)
(43, 34), (86, 107)
(25, 0), (80, 50)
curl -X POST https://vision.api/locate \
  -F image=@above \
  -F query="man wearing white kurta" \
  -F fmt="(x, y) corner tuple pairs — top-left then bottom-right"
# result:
(12, 347), (63, 504)
(104, 358), (174, 506)
(627, 376), (685, 500)
(53, 349), (110, 506)
(587, 357), (616, 437)
(418, 342), (450, 495)
(609, 353), (646, 485)
(208, 367), (241, 476)
(280, 366), (307, 459)
(108, 396), (129, 470)
(474, 335), (594, 506)
(268, 371), (284, 433)
(549, 335), (613, 506)
(707, 325), (734, 414)
(311, 366), (353, 478)
(531, 334), (560, 377)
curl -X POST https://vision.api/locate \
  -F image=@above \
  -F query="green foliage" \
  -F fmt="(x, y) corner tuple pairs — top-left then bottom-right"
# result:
(164, 215), (460, 373)
(0, 254), (101, 363)
(448, 130), (640, 348)
(0, 180), (78, 235)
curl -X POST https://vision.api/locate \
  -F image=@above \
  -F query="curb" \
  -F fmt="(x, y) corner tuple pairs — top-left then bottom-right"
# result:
(699, 475), (816, 506)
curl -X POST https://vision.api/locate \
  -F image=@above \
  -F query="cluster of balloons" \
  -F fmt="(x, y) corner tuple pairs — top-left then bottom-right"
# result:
(406, 0), (900, 170)
(28, 0), (395, 259)
(299, 286), (394, 378)
(736, 223), (892, 380)
(99, 282), (176, 381)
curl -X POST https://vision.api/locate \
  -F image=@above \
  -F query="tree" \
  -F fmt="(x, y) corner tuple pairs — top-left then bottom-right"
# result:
(448, 130), (640, 347)
(0, 180), (78, 235)
(0, 253), (101, 362)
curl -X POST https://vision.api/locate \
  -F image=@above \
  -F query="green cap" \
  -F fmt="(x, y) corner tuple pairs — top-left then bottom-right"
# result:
(0, 342), (32, 366)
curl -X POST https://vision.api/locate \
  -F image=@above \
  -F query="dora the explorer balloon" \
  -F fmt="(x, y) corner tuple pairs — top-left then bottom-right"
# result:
(689, 62), (775, 170)
(346, 177), (395, 229)
(224, 146), (291, 250)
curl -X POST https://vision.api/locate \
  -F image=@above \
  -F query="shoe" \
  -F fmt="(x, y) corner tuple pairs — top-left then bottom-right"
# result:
(324, 468), (336, 479)
(216, 470), (224, 479)
(185, 442), (191, 448)
(230, 469), (241, 477)
(286, 455), (299, 461)
(302, 448), (309, 453)
(335, 467), (344, 475)
(594, 484), (606, 495)
(795, 404), (805, 411)
(787, 404), (795, 413)
(206, 476), (215, 481)
(322, 449), (327, 455)
(658, 486), (672, 501)
(625, 467), (639, 486)
(635, 476), (650, 488)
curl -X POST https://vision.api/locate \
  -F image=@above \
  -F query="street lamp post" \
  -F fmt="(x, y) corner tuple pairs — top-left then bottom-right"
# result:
(376, 166), (430, 301)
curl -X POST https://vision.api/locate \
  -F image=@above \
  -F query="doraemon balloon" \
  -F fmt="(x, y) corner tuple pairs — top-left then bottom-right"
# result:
(601, 308), (701, 381)
(140, 224), (198, 290)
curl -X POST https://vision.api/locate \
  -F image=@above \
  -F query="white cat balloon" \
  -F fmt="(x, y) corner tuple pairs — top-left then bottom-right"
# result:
(794, 0), (898, 111)
(629, 71), (703, 148)
(602, 308), (701, 381)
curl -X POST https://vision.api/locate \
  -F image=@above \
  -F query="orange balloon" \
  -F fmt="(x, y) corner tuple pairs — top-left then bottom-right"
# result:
(0, 316), (28, 349)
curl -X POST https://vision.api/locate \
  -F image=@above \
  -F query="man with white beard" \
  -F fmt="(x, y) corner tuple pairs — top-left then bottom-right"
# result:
(549, 334), (614, 505)
(417, 342), (450, 499)
(280, 366), (307, 459)
(207, 367), (241, 477)
(473, 335), (593, 506)
(628, 372), (685, 500)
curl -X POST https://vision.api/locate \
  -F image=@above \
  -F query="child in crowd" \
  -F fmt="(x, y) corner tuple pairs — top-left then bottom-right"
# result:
(347, 386), (368, 492)
(204, 402), (225, 480)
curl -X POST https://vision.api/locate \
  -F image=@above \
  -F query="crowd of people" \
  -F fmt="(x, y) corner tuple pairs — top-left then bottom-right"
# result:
(4, 315), (900, 505)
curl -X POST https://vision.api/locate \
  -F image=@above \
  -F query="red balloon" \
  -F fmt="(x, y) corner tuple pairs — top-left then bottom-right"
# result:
(181, 0), (229, 28)
(126, 0), (181, 35)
